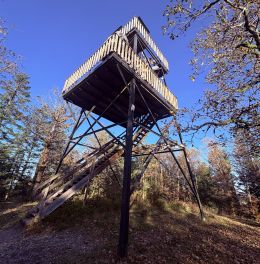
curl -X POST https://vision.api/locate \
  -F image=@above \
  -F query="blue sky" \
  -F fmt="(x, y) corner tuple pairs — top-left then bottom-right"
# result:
(1, 0), (210, 158)
(1, 0), (207, 106)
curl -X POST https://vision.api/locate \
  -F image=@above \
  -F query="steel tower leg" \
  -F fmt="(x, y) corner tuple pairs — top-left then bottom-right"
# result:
(118, 78), (136, 258)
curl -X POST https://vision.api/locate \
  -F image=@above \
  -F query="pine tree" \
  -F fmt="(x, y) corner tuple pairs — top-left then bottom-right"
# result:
(0, 73), (31, 142)
(0, 20), (32, 200)
(0, 145), (14, 199)
(0, 73), (31, 200)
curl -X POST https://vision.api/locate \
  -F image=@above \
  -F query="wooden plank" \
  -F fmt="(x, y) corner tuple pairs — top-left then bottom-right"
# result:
(103, 39), (109, 57)
(109, 36), (113, 53)
(36, 173), (61, 192)
(89, 55), (94, 70)
(112, 35), (117, 52)
(121, 40), (125, 59)
(117, 37), (122, 56)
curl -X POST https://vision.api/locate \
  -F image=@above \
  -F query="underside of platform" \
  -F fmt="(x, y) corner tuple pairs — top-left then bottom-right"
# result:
(62, 53), (175, 127)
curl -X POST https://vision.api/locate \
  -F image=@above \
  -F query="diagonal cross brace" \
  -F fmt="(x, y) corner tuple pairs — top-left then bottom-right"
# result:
(135, 82), (204, 219)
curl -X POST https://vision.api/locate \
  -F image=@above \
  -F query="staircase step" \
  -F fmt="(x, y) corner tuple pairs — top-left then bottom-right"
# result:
(22, 128), (138, 223)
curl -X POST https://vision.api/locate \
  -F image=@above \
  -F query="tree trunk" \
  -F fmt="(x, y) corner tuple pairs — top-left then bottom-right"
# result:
(32, 123), (57, 199)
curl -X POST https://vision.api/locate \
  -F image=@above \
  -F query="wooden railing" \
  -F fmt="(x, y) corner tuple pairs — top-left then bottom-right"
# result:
(119, 17), (169, 71)
(63, 34), (178, 110)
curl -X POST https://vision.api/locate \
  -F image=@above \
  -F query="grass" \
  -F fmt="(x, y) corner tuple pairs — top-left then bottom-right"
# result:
(1, 197), (259, 263)
(27, 196), (121, 233)
(0, 201), (36, 229)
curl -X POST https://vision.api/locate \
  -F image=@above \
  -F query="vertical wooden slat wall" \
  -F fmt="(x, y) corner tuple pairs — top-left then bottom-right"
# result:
(63, 32), (177, 109)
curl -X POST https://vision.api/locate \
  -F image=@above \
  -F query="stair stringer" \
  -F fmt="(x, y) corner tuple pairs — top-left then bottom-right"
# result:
(22, 115), (155, 224)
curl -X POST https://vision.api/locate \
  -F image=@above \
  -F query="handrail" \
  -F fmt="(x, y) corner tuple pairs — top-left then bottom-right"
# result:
(62, 34), (178, 110)
(119, 17), (169, 71)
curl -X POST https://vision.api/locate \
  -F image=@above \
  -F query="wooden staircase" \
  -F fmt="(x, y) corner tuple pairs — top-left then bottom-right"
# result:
(22, 115), (155, 225)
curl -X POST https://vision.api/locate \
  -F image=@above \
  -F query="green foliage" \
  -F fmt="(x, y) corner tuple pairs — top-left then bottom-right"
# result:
(0, 145), (13, 199)
(0, 27), (32, 200)
(196, 163), (215, 205)
(0, 73), (31, 141)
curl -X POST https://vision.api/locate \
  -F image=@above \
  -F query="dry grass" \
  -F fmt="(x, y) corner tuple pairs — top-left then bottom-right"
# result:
(0, 201), (36, 229)
(0, 198), (259, 263)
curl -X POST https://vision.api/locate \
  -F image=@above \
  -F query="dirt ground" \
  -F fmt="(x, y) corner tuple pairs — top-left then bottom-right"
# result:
(0, 200), (259, 264)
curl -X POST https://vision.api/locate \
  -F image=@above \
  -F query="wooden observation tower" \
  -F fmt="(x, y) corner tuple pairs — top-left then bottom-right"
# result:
(24, 17), (204, 258)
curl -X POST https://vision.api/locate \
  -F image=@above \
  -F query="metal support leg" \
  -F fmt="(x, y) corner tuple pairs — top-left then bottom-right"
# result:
(176, 125), (205, 221)
(118, 78), (135, 258)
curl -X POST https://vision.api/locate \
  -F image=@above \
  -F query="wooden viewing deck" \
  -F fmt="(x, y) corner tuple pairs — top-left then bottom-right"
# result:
(62, 17), (178, 125)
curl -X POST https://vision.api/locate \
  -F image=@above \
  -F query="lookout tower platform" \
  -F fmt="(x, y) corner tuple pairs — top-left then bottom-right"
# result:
(62, 17), (178, 126)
